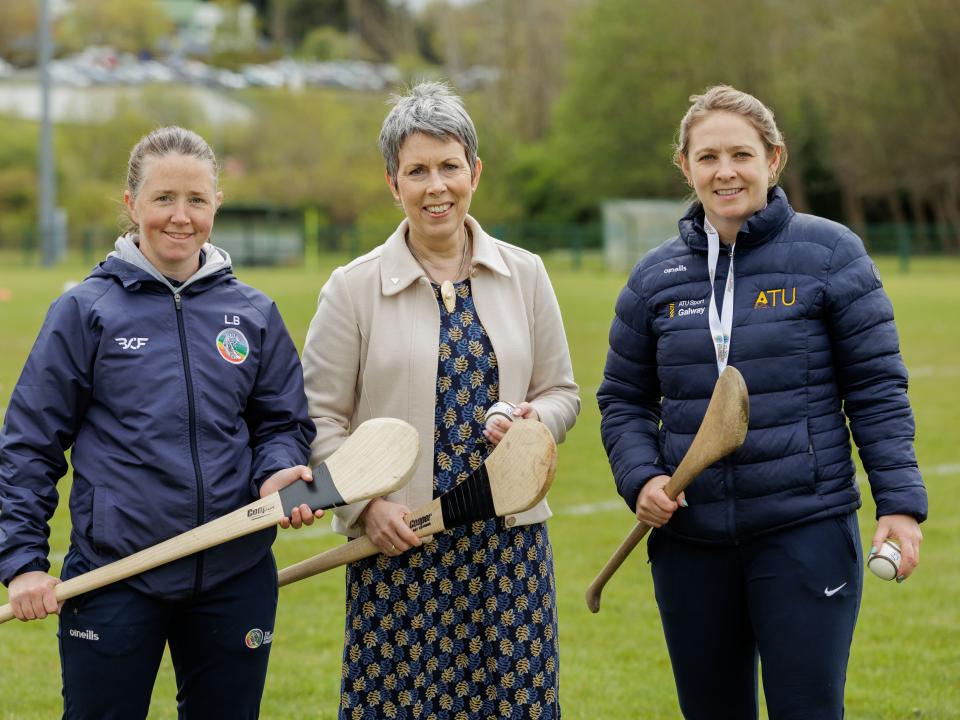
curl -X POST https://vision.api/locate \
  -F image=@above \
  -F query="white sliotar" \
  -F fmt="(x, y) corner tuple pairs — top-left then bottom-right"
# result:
(484, 401), (517, 429)
(867, 539), (902, 581)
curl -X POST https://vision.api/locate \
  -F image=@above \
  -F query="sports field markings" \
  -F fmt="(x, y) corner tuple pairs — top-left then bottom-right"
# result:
(45, 461), (960, 564)
(910, 365), (960, 378)
(0, 366), (957, 425)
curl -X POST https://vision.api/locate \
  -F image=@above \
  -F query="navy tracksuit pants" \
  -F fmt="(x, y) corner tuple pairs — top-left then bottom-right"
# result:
(649, 512), (863, 720)
(57, 546), (278, 720)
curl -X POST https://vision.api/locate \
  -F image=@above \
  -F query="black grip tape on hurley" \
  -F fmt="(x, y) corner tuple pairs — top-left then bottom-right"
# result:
(439, 465), (496, 529)
(278, 462), (346, 516)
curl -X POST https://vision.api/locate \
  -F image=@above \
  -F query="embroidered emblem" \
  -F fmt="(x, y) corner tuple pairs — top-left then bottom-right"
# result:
(667, 298), (706, 318)
(754, 288), (797, 308)
(244, 628), (273, 649)
(245, 628), (264, 649)
(824, 582), (847, 597)
(115, 337), (149, 350)
(216, 328), (249, 364)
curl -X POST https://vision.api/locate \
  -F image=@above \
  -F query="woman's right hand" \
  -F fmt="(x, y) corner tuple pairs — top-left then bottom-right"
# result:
(8, 571), (61, 621)
(360, 498), (423, 556)
(635, 474), (687, 528)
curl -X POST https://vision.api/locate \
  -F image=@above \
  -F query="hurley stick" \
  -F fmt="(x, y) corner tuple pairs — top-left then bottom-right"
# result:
(1, 417), (419, 625)
(585, 365), (749, 613)
(278, 418), (556, 587)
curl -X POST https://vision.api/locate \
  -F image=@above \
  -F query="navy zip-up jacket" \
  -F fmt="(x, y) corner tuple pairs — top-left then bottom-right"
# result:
(598, 188), (927, 543)
(0, 250), (314, 597)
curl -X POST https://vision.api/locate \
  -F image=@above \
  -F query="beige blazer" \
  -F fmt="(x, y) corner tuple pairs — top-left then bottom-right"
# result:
(302, 215), (580, 537)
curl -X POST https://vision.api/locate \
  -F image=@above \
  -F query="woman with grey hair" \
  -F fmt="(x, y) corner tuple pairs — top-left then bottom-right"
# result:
(302, 81), (579, 718)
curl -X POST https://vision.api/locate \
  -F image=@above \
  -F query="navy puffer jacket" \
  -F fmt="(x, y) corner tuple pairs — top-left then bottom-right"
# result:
(598, 187), (927, 543)
(0, 254), (314, 596)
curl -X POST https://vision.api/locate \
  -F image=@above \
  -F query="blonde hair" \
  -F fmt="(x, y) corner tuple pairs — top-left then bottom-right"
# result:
(673, 85), (788, 186)
(122, 126), (218, 233)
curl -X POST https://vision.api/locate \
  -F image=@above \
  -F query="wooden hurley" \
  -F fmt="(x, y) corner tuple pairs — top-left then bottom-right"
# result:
(0, 417), (419, 625)
(585, 365), (749, 613)
(278, 418), (557, 587)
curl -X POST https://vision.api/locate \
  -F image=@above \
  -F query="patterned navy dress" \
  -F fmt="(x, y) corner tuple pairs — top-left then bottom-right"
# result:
(340, 279), (561, 720)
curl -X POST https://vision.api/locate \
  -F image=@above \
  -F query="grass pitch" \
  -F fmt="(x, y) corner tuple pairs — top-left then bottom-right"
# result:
(0, 252), (958, 719)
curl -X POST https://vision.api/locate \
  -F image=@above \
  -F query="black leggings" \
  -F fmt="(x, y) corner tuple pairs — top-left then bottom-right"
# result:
(649, 513), (863, 720)
(58, 547), (278, 720)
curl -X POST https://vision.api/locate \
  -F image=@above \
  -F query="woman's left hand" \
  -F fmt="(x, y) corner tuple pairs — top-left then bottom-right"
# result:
(483, 402), (539, 445)
(259, 465), (324, 529)
(872, 514), (923, 582)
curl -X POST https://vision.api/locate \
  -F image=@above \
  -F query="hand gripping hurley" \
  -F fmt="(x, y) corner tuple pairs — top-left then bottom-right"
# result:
(0, 417), (419, 624)
(277, 418), (557, 587)
(585, 366), (749, 613)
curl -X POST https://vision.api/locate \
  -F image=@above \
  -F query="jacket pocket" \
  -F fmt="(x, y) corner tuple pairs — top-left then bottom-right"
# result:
(807, 442), (819, 487)
(90, 487), (109, 551)
(832, 512), (861, 564)
(646, 527), (661, 565)
(803, 421), (819, 492)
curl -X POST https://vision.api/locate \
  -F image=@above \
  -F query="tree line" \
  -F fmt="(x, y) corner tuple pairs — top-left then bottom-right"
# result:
(0, 0), (957, 252)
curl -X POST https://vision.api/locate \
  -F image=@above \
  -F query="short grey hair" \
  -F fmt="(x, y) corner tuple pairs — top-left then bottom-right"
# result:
(378, 81), (479, 184)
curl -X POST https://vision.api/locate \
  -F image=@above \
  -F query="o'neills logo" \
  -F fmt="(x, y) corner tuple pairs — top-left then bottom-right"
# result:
(69, 628), (99, 641)
(248, 505), (269, 519)
(409, 515), (433, 532)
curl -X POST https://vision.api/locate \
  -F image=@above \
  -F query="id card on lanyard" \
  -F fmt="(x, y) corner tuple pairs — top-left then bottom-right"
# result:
(706, 218), (735, 375)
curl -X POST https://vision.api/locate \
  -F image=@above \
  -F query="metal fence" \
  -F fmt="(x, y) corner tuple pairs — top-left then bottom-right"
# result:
(2, 220), (956, 270)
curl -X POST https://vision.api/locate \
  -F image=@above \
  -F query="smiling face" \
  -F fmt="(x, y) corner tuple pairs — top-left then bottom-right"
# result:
(124, 153), (222, 280)
(387, 132), (482, 250)
(680, 111), (781, 243)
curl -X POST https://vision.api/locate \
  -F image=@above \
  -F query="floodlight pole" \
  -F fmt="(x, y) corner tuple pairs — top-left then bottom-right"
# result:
(38, 0), (57, 266)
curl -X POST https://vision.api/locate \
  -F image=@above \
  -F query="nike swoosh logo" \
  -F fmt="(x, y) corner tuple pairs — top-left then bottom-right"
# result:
(824, 582), (847, 597)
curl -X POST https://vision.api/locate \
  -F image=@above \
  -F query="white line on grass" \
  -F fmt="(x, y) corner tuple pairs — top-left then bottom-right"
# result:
(47, 461), (959, 563)
(926, 462), (960, 476)
(577, 365), (960, 398)
(561, 500), (624, 515)
(909, 365), (960, 378)
(275, 499), (628, 543)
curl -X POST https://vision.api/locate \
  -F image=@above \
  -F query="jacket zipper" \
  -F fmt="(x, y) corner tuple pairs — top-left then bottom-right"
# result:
(725, 242), (737, 542)
(174, 291), (206, 593)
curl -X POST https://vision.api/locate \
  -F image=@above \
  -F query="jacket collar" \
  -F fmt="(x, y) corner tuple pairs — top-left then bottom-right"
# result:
(379, 215), (511, 296)
(679, 186), (794, 253)
(91, 234), (233, 291)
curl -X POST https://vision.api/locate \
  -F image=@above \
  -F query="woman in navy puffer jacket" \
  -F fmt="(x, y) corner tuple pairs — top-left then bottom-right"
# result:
(598, 86), (926, 720)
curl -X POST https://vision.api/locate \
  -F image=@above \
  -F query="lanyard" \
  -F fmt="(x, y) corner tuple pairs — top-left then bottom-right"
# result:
(705, 218), (735, 375)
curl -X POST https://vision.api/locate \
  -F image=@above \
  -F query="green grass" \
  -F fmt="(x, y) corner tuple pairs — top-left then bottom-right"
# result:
(1, 253), (958, 719)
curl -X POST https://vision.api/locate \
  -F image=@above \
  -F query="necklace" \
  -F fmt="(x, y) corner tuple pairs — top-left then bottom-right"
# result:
(407, 229), (470, 313)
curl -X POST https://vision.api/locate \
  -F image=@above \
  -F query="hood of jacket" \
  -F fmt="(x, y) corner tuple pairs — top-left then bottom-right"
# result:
(99, 233), (234, 292)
